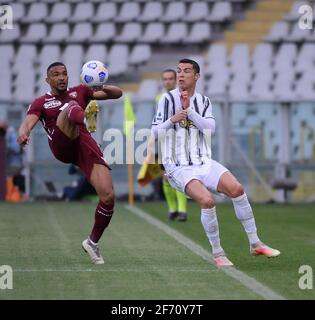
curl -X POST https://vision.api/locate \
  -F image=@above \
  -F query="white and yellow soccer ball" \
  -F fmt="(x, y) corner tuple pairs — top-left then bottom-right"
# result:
(80, 60), (109, 87)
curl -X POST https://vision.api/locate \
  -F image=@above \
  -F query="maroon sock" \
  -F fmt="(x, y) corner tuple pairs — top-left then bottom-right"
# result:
(67, 103), (85, 125)
(89, 201), (114, 243)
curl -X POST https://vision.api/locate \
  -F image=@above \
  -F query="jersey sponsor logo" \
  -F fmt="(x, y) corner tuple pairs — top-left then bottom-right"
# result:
(179, 119), (196, 129)
(43, 100), (62, 109)
(156, 112), (163, 121)
(69, 91), (78, 98)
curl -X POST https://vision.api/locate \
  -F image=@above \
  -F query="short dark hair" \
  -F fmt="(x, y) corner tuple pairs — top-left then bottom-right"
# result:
(178, 59), (200, 74)
(47, 62), (66, 75)
(162, 69), (176, 78)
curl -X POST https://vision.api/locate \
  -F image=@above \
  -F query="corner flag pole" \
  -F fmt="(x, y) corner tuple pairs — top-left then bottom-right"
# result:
(123, 95), (136, 206)
(127, 137), (134, 206)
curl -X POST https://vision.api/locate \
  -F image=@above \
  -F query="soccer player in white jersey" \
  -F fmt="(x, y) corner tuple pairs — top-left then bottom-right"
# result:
(151, 59), (280, 267)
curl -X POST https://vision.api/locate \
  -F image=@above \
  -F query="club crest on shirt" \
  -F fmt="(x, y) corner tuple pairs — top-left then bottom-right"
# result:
(179, 119), (196, 129)
(69, 91), (78, 98)
(43, 100), (62, 109)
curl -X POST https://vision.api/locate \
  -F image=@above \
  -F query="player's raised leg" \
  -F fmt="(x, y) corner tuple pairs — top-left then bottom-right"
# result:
(56, 100), (99, 137)
(217, 171), (280, 258)
(185, 179), (233, 266)
(82, 163), (115, 265)
(56, 101), (82, 139)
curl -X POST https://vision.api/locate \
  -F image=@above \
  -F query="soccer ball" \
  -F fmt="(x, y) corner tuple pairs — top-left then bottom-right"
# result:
(80, 60), (109, 87)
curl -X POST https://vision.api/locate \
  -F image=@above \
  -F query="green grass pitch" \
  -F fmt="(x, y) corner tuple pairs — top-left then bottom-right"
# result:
(0, 201), (314, 300)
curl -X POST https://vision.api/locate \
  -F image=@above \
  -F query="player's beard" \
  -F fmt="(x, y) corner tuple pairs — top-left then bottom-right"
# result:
(57, 83), (67, 93)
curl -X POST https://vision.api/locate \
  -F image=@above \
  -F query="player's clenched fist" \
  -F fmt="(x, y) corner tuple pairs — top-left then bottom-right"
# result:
(180, 91), (190, 109)
(17, 131), (30, 146)
(171, 110), (188, 124)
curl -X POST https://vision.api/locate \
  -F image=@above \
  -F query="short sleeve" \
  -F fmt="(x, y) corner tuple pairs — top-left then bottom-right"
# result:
(26, 98), (43, 118)
(80, 84), (94, 102)
(152, 94), (171, 126)
(202, 96), (214, 119)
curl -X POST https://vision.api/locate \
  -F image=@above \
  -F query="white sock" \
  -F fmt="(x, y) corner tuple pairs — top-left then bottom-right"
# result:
(232, 193), (260, 246)
(201, 207), (224, 256)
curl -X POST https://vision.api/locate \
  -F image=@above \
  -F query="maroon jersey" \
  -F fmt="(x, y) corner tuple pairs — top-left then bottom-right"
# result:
(27, 84), (109, 179)
(27, 84), (94, 136)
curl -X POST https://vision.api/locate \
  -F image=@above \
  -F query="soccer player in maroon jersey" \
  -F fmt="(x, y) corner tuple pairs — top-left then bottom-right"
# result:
(18, 62), (123, 264)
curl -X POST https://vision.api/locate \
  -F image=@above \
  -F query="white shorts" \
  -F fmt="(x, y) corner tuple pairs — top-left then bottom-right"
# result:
(166, 160), (229, 194)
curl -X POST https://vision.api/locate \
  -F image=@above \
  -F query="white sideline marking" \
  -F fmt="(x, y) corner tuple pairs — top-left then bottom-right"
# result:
(125, 204), (286, 300)
(13, 268), (211, 273)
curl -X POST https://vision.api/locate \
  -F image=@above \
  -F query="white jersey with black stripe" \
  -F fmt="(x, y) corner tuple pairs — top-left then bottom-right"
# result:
(151, 88), (214, 170)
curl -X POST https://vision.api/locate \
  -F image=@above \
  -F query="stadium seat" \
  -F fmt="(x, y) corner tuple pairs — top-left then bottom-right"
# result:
(206, 44), (227, 75)
(129, 44), (151, 66)
(250, 75), (273, 101)
(273, 75), (295, 100)
(0, 25), (20, 43)
(264, 22), (290, 42)
(10, 3), (25, 22)
(307, 28), (315, 42)
(138, 2), (163, 22)
(68, 3), (94, 23)
(183, 1), (209, 22)
(46, 3), (71, 23)
(252, 43), (273, 73)
(0, 67), (12, 100)
(20, 23), (47, 43)
(14, 63), (36, 103)
(115, 2), (140, 22)
(287, 23), (311, 42)
(22, 3), (48, 23)
(43, 23), (70, 43)
(207, 2), (232, 22)
(62, 45), (84, 87)
(89, 23), (116, 43)
(184, 23), (211, 43)
(39, 45), (61, 65)
(84, 45), (107, 64)
(140, 23), (165, 43)
(137, 80), (159, 100)
(273, 44), (297, 73)
(229, 77), (250, 101)
(41, 0), (59, 3)
(13, 45), (37, 74)
(284, 0), (309, 22)
(116, 23), (142, 43)
(162, 23), (188, 43)
(229, 44), (250, 77)
(18, 0), (37, 3)
(0, 45), (14, 65)
(94, 3), (117, 22)
(160, 2), (186, 22)
(295, 75), (315, 100)
(295, 43), (315, 73)
(69, 23), (93, 43)
(107, 44), (129, 76)
(207, 77), (228, 97)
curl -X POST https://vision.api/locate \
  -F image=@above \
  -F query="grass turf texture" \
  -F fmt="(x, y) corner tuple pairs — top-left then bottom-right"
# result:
(0, 201), (314, 300)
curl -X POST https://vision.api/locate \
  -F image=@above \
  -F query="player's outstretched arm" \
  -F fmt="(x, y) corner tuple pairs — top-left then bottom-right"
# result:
(18, 114), (39, 146)
(92, 85), (123, 100)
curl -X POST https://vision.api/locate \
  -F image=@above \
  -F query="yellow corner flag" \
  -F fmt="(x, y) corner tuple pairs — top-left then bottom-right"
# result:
(123, 94), (136, 138)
